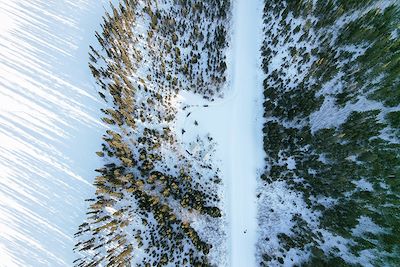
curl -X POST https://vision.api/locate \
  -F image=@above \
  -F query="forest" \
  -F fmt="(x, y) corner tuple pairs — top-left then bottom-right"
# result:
(74, 0), (399, 266)
(74, 0), (231, 266)
(258, 0), (400, 266)
(4, 0), (398, 266)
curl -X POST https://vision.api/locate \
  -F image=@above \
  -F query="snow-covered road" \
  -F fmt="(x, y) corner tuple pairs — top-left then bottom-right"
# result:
(229, 0), (264, 265)
(176, 0), (264, 265)
(0, 0), (115, 266)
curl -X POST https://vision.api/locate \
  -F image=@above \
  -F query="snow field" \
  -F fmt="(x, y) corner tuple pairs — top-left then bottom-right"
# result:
(0, 0), (116, 266)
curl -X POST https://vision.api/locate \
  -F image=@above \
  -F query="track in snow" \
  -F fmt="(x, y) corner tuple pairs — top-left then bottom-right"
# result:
(229, 0), (264, 265)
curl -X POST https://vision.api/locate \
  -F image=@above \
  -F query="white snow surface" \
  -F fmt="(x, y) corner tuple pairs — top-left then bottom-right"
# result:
(0, 0), (116, 266)
(1, 0), (265, 265)
(175, 0), (265, 265)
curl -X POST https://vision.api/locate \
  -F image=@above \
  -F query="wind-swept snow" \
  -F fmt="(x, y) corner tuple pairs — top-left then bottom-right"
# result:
(175, 0), (264, 265)
(0, 0), (115, 266)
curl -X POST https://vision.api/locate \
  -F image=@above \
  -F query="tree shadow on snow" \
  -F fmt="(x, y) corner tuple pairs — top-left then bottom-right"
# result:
(0, 0), (115, 266)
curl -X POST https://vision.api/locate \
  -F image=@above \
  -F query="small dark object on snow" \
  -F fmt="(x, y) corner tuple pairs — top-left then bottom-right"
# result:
(186, 112), (191, 117)
(203, 104), (209, 107)
(194, 120), (198, 126)
(182, 129), (186, 134)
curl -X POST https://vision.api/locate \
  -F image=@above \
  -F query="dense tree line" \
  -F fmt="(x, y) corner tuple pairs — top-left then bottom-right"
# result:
(259, 0), (399, 266)
(74, 0), (230, 266)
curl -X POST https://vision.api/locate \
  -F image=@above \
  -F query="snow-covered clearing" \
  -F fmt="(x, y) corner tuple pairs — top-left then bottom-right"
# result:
(0, 0), (116, 266)
(175, 0), (265, 265)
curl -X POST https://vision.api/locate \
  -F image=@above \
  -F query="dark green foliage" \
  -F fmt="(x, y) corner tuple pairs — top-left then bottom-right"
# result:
(259, 0), (400, 265)
(386, 111), (400, 129)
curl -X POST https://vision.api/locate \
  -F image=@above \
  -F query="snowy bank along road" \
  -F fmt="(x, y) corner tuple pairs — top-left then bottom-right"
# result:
(176, 0), (265, 266)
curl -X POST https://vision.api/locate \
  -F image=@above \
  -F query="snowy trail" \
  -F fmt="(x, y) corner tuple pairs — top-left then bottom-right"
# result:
(0, 0), (115, 266)
(229, 0), (264, 265)
(176, 0), (264, 265)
